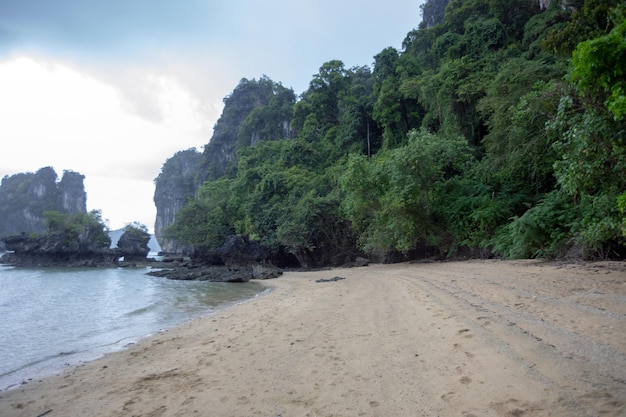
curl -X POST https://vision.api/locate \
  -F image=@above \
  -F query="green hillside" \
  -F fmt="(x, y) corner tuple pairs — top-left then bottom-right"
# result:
(157, 0), (626, 265)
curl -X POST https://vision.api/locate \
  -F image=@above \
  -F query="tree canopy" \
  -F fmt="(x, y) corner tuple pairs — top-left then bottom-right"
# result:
(161, 0), (626, 263)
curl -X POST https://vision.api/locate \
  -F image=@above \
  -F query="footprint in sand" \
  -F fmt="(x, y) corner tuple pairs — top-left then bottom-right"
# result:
(441, 391), (456, 401)
(458, 328), (474, 338)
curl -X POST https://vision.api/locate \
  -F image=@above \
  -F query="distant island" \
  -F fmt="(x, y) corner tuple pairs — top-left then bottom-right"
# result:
(0, 167), (86, 251)
(0, 167), (283, 282)
(0, 167), (152, 267)
(0, 214), (152, 268)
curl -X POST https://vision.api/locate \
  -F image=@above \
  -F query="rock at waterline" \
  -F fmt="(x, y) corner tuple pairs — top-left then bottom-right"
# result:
(315, 276), (346, 283)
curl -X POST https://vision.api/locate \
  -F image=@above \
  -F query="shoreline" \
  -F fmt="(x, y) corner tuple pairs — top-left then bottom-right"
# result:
(0, 286), (272, 393)
(0, 270), (269, 393)
(1, 260), (624, 417)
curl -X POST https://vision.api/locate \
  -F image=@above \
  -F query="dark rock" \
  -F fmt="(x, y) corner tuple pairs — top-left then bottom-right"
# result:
(0, 247), (117, 268)
(344, 257), (370, 268)
(1, 231), (116, 267)
(147, 261), (283, 282)
(190, 235), (271, 267)
(161, 256), (187, 263)
(117, 227), (151, 261)
(252, 263), (283, 280)
(216, 235), (269, 266)
(315, 276), (346, 283)
(147, 265), (254, 282)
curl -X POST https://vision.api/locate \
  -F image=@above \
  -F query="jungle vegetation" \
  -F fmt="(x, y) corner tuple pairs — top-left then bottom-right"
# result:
(164, 0), (626, 264)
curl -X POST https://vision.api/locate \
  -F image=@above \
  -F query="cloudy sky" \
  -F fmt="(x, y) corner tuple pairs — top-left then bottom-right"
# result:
(0, 0), (424, 232)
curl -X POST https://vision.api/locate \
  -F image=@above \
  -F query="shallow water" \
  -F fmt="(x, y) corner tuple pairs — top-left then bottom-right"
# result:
(0, 264), (265, 390)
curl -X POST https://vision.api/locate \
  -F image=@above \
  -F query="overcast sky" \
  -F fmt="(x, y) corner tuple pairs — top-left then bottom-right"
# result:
(0, 0), (424, 232)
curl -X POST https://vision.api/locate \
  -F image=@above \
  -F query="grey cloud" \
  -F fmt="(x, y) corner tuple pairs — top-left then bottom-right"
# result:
(0, 0), (222, 53)
(1, 0), (424, 118)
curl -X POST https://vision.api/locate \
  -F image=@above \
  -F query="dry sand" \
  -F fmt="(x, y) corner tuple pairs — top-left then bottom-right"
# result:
(1, 260), (625, 417)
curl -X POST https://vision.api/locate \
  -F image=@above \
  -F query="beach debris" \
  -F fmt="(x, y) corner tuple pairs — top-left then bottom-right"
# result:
(315, 276), (346, 283)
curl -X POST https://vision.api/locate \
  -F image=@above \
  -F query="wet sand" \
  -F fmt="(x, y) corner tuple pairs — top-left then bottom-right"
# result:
(1, 260), (625, 416)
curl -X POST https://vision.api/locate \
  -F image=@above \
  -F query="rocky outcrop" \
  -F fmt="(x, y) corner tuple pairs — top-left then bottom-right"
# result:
(153, 77), (295, 253)
(537, 0), (562, 10)
(116, 227), (151, 261)
(212, 235), (269, 266)
(0, 232), (117, 267)
(57, 170), (87, 213)
(147, 235), (283, 282)
(0, 167), (86, 249)
(0, 222), (155, 268)
(147, 266), (241, 281)
(153, 149), (204, 253)
(147, 264), (282, 282)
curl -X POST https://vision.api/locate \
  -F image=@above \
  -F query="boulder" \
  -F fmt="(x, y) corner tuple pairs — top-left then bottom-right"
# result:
(117, 228), (151, 261)
(252, 263), (283, 280)
(149, 235), (283, 282)
(147, 265), (254, 282)
(215, 235), (269, 266)
(191, 235), (272, 267)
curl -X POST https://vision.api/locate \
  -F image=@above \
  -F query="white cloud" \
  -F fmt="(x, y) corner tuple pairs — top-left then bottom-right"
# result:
(0, 1), (425, 234)
(84, 176), (157, 232)
(0, 56), (211, 231)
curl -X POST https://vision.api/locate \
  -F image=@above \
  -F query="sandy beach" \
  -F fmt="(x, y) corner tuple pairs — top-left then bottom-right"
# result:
(1, 260), (625, 417)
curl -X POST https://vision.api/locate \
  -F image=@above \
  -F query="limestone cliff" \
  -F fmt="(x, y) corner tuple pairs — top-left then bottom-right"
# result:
(58, 170), (87, 213)
(153, 149), (204, 253)
(153, 77), (294, 252)
(0, 167), (86, 247)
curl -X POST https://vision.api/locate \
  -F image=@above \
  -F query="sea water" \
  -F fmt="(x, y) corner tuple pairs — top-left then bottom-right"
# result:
(0, 262), (266, 390)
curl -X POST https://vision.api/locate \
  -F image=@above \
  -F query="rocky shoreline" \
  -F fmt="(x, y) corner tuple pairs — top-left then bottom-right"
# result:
(147, 263), (283, 282)
(1, 233), (370, 283)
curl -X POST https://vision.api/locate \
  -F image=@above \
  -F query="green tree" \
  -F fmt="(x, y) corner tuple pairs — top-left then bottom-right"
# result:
(545, 9), (626, 257)
(43, 210), (111, 250)
(293, 60), (348, 132)
(373, 48), (423, 149)
(203, 76), (295, 179)
(372, 47), (405, 149)
(477, 63), (565, 198)
(491, 190), (578, 258)
(543, 0), (623, 56)
(157, 0), (626, 263)
(341, 130), (473, 253)
(571, 10), (626, 120)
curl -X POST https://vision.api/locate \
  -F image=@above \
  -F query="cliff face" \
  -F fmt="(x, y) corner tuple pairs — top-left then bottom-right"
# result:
(153, 149), (204, 253)
(0, 167), (87, 243)
(153, 77), (295, 252)
(58, 171), (87, 213)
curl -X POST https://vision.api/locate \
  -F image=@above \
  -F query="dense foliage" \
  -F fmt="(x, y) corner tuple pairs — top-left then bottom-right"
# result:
(163, 0), (626, 263)
(43, 210), (111, 251)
